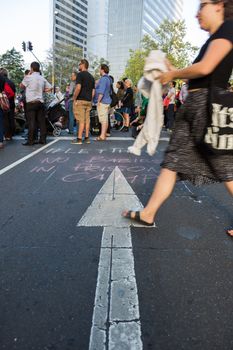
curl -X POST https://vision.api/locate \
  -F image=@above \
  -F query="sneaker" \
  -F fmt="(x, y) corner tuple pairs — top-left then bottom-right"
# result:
(122, 126), (129, 132)
(71, 138), (82, 144)
(84, 137), (90, 144)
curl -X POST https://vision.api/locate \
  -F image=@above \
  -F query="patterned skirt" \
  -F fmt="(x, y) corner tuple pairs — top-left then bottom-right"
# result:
(161, 89), (233, 186)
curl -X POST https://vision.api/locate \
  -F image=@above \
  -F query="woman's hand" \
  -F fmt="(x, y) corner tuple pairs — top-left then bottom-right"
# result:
(160, 71), (176, 85)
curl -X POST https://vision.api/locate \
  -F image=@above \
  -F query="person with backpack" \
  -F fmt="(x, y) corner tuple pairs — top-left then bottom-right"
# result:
(94, 64), (112, 141)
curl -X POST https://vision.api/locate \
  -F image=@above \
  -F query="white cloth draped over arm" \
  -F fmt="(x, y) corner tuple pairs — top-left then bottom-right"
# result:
(128, 50), (167, 156)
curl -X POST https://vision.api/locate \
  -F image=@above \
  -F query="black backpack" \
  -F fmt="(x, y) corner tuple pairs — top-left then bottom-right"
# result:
(110, 87), (118, 108)
(104, 76), (118, 108)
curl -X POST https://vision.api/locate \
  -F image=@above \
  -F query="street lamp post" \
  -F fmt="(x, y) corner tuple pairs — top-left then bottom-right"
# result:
(52, 10), (58, 92)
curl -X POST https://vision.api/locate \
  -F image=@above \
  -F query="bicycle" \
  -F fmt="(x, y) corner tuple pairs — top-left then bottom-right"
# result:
(109, 107), (124, 131)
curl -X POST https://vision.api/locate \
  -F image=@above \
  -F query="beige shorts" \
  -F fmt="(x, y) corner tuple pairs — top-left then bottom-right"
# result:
(73, 100), (92, 123)
(97, 103), (110, 123)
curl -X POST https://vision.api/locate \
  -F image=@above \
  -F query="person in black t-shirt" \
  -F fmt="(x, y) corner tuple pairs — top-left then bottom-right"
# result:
(72, 59), (95, 144)
(122, 1), (233, 236)
(121, 79), (134, 132)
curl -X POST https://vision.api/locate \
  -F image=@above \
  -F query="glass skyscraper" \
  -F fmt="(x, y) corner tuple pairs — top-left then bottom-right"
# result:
(87, 0), (109, 59)
(107, 0), (184, 81)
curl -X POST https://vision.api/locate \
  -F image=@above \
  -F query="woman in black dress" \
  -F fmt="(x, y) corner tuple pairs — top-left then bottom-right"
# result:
(123, 0), (233, 236)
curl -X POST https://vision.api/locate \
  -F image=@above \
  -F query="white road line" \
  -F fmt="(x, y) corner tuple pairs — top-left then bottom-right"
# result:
(13, 136), (170, 142)
(0, 139), (59, 176)
(78, 167), (154, 349)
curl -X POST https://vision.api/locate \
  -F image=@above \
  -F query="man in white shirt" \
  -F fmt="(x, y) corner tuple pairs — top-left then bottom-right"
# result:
(20, 61), (51, 145)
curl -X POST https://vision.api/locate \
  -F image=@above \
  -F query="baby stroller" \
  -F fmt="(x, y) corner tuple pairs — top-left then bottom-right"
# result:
(46, 98), (67, 137)
(14, 103), (26, 134)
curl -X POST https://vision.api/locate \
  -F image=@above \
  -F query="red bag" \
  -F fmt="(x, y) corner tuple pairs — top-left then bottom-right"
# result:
(0, 91), (10, 111)
(163, 96), (170, 109)
(4, 82), (15, 99)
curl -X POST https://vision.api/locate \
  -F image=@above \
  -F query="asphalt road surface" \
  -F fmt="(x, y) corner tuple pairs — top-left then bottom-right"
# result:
(0, 132), (232, 350)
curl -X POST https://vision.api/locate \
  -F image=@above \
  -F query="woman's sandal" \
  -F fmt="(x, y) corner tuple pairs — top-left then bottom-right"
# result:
(96, 136), (106, 141)
(122, 210), (154, 226)
(226, 228), (233, 237)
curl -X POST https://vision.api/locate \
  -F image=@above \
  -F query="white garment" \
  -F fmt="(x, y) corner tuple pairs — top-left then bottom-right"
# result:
(168, 87), (176, 104)
(128, 50), (167, 156)
(54, 91), (64, 103)
(22, 72), (51, 103)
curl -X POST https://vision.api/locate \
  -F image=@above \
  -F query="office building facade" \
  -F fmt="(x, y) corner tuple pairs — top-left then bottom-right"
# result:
(51, 0), (88, 55)
(107, 0), (184, 81)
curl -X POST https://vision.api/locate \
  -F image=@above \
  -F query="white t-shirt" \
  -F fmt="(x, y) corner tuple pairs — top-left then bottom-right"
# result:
(167, 87), (176, 104)
(22, 72), (51, 103)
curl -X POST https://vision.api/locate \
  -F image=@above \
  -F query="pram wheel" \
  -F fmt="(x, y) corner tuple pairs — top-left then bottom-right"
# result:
(53, 126), (61, 137)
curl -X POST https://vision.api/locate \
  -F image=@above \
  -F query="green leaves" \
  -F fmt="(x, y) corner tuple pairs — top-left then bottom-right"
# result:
(0, 48), (25, 89)
(123, 19), (199, 85)
(45, 43), (83, 90)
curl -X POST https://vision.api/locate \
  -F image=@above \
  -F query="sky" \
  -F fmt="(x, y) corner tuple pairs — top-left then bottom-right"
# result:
(1, 0), (208, 66)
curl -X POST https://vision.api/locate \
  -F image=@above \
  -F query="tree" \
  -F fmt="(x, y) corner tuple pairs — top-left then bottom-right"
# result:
(0, 48), (25, 89)
(123, 20), (198, 85)
(45, 43), (83, 91)
(151, 19), (198, 68)
(124, 49), (147, 86)
(88, 55), (110, 80)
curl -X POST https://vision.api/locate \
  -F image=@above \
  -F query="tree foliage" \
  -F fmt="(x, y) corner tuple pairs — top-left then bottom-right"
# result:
(88, 55), (110, 80)
(45, 43), (83, 91)
(123, 20), (199, 85)
(152, 19), (198, 68)
(0, 48), (25, 89)
(124, 49), (147, 86)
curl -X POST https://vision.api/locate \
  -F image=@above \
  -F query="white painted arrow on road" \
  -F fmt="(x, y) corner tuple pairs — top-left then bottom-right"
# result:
(78, 166), (154, 350)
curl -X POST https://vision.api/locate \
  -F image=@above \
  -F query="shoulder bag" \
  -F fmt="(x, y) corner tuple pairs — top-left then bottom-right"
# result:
(204, 85), (233, 154)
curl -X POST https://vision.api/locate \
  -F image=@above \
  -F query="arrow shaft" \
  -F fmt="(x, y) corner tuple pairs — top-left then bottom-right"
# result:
(89, 227), (143, 350)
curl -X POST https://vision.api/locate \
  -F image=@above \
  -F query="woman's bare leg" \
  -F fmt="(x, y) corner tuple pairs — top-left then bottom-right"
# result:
(224, 181), (233, 236)
(123, 168), (177, 223)
(224, 181), (233, 196)
(123, 113), (130, 127)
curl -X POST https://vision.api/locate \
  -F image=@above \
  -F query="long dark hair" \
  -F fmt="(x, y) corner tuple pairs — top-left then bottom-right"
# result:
(0, 75), (5, 92)
(224, 0), (233, 20)
(211, 0), (233, 20)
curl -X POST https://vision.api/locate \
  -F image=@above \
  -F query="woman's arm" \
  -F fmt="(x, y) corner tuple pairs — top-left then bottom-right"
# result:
(160, 38), (233, 84)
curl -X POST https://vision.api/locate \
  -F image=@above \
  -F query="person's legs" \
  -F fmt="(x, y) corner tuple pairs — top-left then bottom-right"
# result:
(122, 168), (177, 223)
(0, 109), (4, 148)
(100, 122), (108, 139)
(167, 104), (175, 130)
(73, 101), (85, 140)
(97, 103), (109, 140)
(123, 112), (130, 127)
(224, 181), (233, 236)
(36, 102), (46, 143)
(9, 108), (15, 138)
(84, 102), (92, 138)
(224, 181), (233, 196)
(25, 103), (36, 144)
(69, 100), (74, 134)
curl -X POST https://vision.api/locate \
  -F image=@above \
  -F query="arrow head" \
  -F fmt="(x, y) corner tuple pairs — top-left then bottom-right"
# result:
(77, 166), (150, 228)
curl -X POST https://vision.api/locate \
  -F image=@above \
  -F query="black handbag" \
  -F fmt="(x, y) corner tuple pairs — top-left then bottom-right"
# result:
(204, 86), (233, 154)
